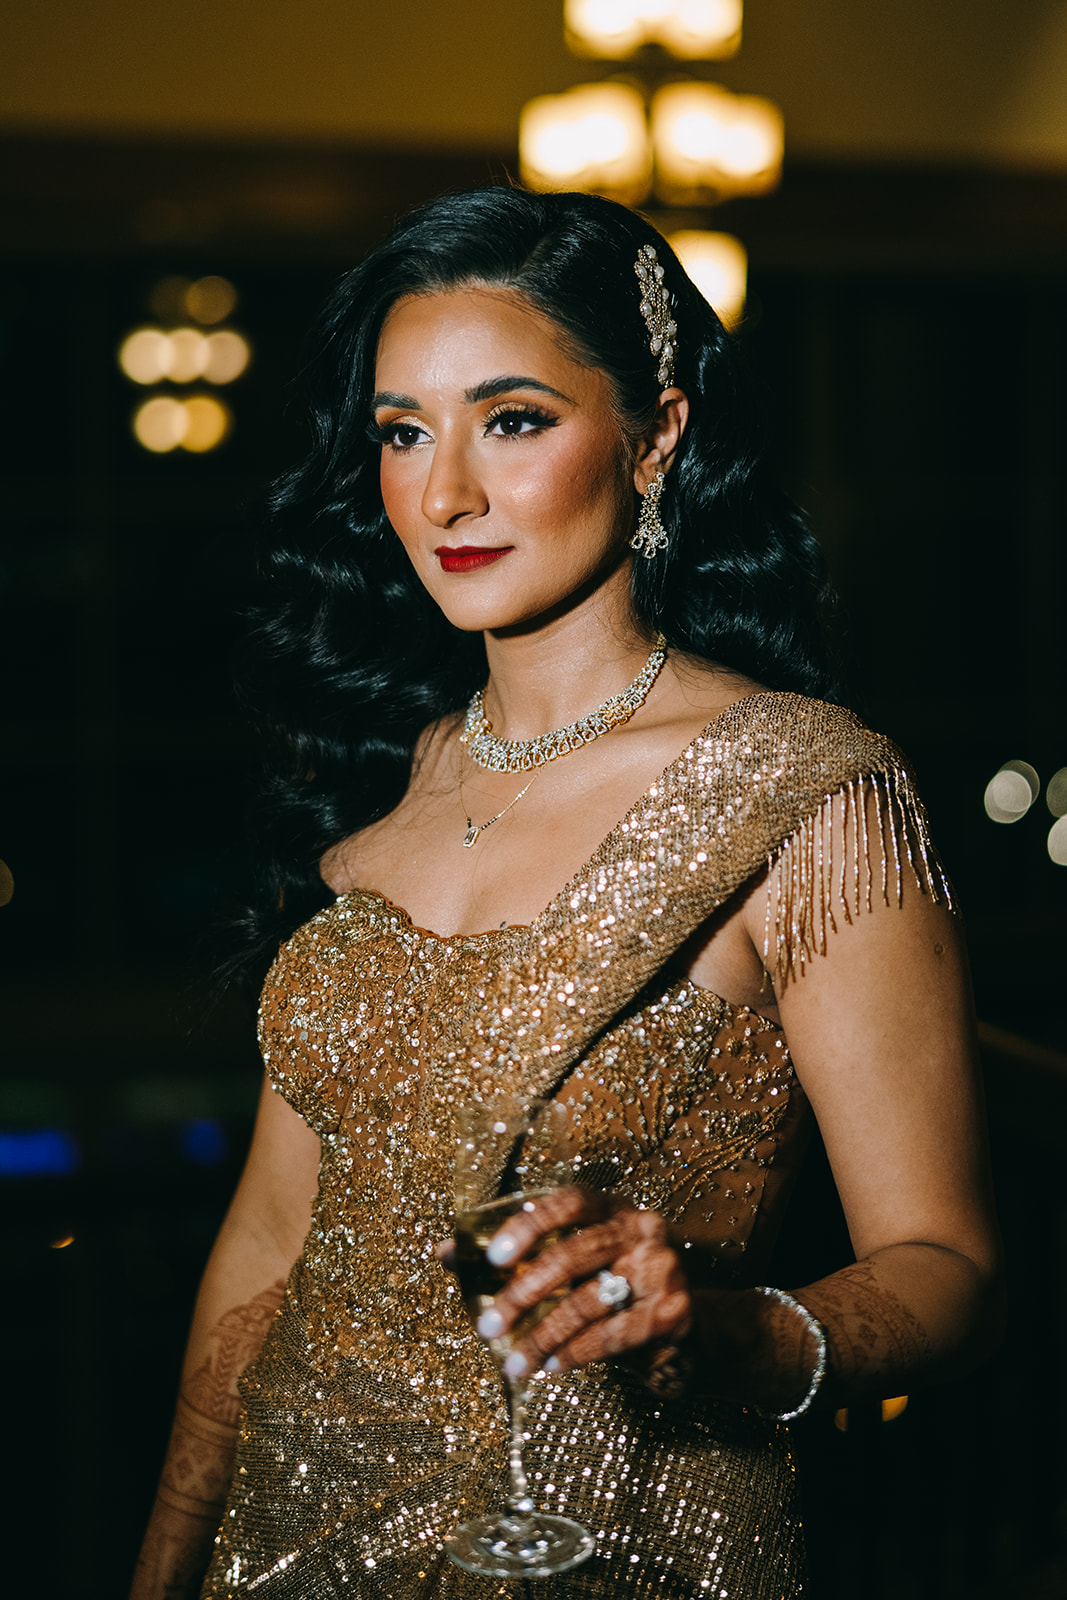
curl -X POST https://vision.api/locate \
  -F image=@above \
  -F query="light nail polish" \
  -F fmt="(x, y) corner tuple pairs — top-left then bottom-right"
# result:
(486, 1234), (517, 1267)
(503, 1350), (528, 1379)
(476, 1306), (504, 1339)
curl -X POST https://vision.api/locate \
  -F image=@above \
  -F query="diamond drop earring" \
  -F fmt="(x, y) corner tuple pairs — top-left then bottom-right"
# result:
(630, 471), (669, 559)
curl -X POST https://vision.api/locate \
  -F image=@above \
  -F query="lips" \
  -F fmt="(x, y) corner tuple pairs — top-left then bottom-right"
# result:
(435, 546), (512, 573)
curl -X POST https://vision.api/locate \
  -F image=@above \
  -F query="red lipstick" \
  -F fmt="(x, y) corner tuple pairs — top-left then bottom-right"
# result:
(435, 546), (511, 573)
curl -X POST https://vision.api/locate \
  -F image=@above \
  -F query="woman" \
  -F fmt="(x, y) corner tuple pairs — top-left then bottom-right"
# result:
(131, 187), (1002, 1599)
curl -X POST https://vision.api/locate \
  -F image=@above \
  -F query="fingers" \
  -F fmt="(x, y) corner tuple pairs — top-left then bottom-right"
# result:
(473, 1195), (692, 1381)
(517, 1239), (689, 1370)
(538, 1290), (693, 1376)
(482, 1185), (612, 1269)
(487, 1201), (664, 1323)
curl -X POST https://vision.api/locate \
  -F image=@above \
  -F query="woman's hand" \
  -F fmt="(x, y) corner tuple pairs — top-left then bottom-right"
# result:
(469, 1187), (694, 1381)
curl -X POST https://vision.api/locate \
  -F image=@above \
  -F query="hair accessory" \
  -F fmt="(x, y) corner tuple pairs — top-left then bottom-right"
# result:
(460, 634), (667, 774)
(458, 767), (538, 848)
(631, 470), (669, 559)
(635, 244), (677, 388)
(754, 1286), (828, 1422)
(596, 1270), (633, 1312)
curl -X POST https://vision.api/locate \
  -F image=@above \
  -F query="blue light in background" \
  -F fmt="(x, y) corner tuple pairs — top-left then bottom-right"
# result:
(0, 1128), (81, 1178)
(178, 1118), (228, 1166)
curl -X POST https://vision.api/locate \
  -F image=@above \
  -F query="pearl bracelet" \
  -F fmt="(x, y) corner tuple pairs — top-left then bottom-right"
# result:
(754, 1286), (829, 1422)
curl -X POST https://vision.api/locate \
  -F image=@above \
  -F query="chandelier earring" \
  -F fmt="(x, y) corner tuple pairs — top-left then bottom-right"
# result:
(631, 471), (669, 560)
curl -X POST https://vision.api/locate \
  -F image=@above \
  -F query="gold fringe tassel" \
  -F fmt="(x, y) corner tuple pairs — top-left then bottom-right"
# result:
(763, 769), (954, 985)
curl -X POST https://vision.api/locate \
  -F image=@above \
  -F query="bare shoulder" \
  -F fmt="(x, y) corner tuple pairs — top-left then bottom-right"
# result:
(666, 654), (766, 723)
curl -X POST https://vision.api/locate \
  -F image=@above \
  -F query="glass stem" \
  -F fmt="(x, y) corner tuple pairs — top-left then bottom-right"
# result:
(503, 1372), (534, 1518)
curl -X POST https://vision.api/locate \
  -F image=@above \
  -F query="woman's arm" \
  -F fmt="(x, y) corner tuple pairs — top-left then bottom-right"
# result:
(481, 790), (1004, 1413)
(753, 823), (1004, 1409)
(130, 1076), (320, 1600)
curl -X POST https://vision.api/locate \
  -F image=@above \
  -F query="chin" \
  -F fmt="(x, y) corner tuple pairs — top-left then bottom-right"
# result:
(415, 572), (545, 633)
(434, 599), (544, 635)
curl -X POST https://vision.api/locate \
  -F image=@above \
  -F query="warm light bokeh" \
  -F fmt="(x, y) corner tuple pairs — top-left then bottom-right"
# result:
(119, 328), (173, 385)
(120, 324), (249, 390)
(203, 330), (251, 384)
(185, 275), (239, 324)
(182, 394), (232, 452)
(652, 81), (783, 202)
(133, 395), (188, 452)
(565, 0), (742, 60)
(520, 82), (652, 203)
(669, 229), (747, 327)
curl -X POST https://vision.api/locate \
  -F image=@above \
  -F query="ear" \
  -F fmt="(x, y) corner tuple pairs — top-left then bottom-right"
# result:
(633, 388), (689, 495)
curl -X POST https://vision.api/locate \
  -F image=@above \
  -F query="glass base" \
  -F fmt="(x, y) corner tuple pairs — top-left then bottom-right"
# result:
(445, 1510), (596, 1578)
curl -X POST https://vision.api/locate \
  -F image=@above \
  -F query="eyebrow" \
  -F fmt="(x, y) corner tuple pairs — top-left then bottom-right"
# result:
(465, 375), (572, 404)
(370, 375), (573, 412)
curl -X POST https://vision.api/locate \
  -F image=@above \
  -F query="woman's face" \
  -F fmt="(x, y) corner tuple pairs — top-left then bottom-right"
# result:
(372, 287), (638, 633)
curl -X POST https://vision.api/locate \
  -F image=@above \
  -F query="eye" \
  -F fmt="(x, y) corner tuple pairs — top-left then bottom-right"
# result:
(485, 405), (557, 439)
(373, 418), (431, 452)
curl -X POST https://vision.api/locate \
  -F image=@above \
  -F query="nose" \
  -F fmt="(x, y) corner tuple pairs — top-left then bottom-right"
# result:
(420, 433), (488, 528)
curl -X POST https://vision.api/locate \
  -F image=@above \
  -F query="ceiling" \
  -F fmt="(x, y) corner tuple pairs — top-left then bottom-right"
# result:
(2, 0), (1067, 168)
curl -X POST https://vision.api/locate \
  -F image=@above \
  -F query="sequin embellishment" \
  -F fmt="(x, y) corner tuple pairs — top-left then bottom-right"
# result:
(203, 694), (952, 1598)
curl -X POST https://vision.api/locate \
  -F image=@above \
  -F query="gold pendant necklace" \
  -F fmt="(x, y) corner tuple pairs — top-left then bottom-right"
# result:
(459, 633), (667, 774)
(458, 768), (538, 849)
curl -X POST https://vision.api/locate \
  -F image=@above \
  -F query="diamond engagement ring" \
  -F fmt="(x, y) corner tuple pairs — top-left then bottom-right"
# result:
(596, 1270), (633, 1311)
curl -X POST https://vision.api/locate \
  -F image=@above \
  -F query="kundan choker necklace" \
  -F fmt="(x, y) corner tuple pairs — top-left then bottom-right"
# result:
(459, 633), (668, 775)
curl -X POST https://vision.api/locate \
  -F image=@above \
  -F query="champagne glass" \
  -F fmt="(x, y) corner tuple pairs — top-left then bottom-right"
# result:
(446, 1095), (596, 1579)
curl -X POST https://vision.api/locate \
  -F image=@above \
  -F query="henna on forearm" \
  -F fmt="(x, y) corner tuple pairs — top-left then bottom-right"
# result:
(182, 1280), (287, 1427)
(684, 1262), (934, 1416)
(799, 1258), (932, 1403)
(131, 1281), (286, 1600)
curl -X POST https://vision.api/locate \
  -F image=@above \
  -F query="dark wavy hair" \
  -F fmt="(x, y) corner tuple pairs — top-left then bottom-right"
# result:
(231, 185), (838, 982)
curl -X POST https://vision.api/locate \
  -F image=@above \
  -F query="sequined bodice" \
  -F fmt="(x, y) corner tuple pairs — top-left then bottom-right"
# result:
(259, 889), (800, 1440)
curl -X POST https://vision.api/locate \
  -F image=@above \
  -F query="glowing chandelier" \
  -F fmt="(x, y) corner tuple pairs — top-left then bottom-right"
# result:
(519, 1), (783, 328)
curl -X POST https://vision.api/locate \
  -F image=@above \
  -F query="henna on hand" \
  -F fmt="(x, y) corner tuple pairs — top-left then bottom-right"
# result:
(477, 1191), (694, 1380)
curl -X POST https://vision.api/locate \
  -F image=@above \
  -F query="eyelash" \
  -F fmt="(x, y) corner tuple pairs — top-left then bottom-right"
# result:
(484, 403), (557, 438)
(371, 404), (558, 454)
(371, 420), (427, 452)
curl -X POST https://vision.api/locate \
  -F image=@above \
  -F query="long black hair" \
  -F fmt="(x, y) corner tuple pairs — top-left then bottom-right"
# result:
(232, 185), (838, 982)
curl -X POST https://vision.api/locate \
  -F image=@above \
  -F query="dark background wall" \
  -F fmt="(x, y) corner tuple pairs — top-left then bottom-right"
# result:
(1, 6), (1066, 1596)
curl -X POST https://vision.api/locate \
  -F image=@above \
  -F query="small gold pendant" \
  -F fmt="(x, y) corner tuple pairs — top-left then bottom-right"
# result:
(462, 821), (480, 849)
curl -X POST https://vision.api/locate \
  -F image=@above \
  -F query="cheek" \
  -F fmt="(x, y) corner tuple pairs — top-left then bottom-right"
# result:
(526, 437), (632, 537)
(379, 457), (418, 545)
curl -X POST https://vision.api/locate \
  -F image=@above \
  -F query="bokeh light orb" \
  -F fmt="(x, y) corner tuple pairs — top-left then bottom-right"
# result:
(119, 328), (172, 385)
(167, 327), (210, 383)
(133, 396), (187, 452)
(983, 760), (1039, 824)
(1048, 816), (1067, 867)
(1046, 767), (1067, 819)
(203, 330), (250, 384)
(185, 275), (238, 325)
(182, 395), (231, 452)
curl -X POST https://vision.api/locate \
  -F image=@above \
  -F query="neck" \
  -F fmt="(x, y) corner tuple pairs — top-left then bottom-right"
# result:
(479, 595), (659, 741)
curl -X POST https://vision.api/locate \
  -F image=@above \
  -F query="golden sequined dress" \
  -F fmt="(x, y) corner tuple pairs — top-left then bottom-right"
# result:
(202, 694), (950, 1599)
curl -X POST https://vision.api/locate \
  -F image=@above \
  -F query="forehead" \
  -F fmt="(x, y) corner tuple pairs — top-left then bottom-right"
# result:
(374, 286), (601, 392)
